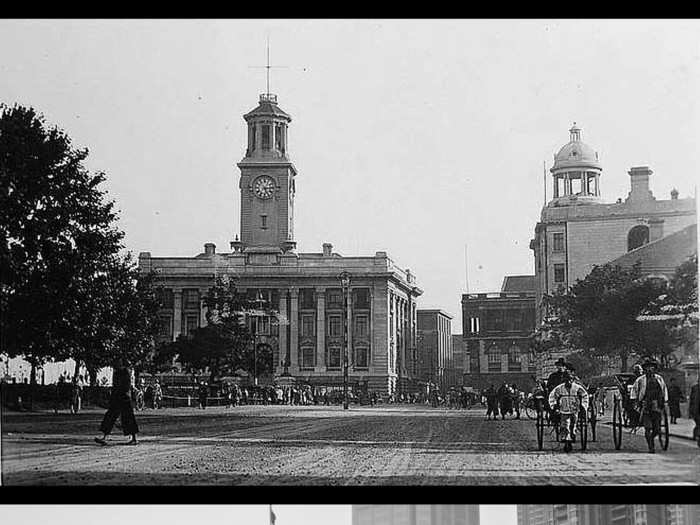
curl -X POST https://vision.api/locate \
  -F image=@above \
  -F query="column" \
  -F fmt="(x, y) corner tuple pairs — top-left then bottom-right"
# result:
(278, 289), (288, 375)
(289, 287), (299, 373)
(173, 288), (182, 341)
(199, 291), (208, 328)
(479, 341), (488, 374)
(315, 287), (325, 372)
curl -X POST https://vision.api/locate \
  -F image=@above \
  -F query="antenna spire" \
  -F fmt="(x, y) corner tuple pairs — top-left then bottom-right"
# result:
(266, 34), (271, 95)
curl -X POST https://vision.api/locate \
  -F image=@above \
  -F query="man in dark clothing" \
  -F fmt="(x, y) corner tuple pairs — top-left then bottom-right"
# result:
(546, 358), (568, 392)
(667, 378), (684, 424)
(497, 383), (512, 420)
(631, 358), (668, 453)
(198, 381), (209, 409)
(484, 385), (498, 420)
(95, 364), (139, 445)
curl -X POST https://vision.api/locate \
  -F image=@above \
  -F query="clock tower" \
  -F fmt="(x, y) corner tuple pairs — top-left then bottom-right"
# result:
(235, 92), (297, 254)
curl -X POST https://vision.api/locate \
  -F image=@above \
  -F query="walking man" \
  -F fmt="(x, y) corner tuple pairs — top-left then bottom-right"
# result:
(631, 357), (668, 453)
(198, 380), (209, 409)
(94, 361), (139, 445)
(667, 377), (684, 424)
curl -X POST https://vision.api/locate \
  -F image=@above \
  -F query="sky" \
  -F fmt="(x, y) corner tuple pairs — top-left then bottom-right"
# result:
(0, 505), (516, 525)
(1, 20), (698, 333)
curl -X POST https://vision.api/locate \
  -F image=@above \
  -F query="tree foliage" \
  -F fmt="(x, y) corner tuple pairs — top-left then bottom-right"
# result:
(158, 277), (278, 382)
(532, 261), (679, 371)
(0, 104), (160, 380)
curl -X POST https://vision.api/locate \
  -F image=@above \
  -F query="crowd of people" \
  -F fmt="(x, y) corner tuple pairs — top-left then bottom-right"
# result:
(481, 383), (525, 420)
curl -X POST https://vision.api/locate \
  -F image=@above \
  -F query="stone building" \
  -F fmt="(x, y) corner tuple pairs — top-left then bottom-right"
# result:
(416, 309), (454, 390)
(138, 91), (422, 396)
(530, 124), (697, 326)
(353, 506), (480, 525)
(461, 275), (537, 391)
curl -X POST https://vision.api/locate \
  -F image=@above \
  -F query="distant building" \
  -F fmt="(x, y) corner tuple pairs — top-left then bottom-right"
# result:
(461, 275), (537, 391)
(518, 505), (699, 525)
(530, 124), (697, 327)
(353, 506), (479, 525)
(138, 91), (423, 397)
(416, 310), (454, 390)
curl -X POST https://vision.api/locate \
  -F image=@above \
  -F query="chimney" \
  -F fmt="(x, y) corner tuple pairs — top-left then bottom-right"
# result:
(671, 188), (679, 200)
(626, 166), (655, 203)
(322, 243), (332, 256)
(204, 243), (216, 255)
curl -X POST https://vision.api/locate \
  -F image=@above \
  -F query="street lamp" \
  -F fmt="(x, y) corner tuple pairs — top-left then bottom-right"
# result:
(339, 271), (351, 410)
(251, 291), (268, 387)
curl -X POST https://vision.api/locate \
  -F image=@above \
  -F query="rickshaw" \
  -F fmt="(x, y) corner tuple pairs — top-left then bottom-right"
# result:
(610, 373), (669, 451)
(534, 378), (588, 452)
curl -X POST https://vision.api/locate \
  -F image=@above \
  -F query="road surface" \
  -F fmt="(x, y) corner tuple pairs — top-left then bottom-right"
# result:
(2, 404), (698, 485)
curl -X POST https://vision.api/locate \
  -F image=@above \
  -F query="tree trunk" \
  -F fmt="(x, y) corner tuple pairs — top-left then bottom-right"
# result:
(73, 359), (81, 380)
(620, 349), (628, 372)
(29, 361), (37, 411)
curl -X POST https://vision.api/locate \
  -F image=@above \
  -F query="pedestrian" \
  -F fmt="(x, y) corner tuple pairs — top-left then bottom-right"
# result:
(70, 374), (83, 414)
(688, 379), (699, 447)
(94, 361), (139, 446)
(512, 384), (521, 419)
(198, 380), (209, 409)
(630, 357), (668, 453)
(497, 382), (512, 420)
(152, 379), (163, 409)
(667, 377), (684, 424)
(484, 385), (498, 420)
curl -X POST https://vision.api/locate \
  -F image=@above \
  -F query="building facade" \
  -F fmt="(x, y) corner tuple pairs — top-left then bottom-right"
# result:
(416, 309), (454, 390)
(353, 506), (479, 525)
(530, 124), (697, 326)
(518, 505), (699, 525)
(138, 92), (422, 396)
(461, 275), (537, 391)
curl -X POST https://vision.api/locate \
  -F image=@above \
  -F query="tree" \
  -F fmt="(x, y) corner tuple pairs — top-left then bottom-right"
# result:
(0, 104), (161, 385)
(157, 277), (281, 383)
(533, 262), (676, 372)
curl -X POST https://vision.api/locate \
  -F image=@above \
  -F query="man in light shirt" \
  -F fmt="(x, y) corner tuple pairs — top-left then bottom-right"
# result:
(548, 371), (589, 447)
(630, 357), (668, 453)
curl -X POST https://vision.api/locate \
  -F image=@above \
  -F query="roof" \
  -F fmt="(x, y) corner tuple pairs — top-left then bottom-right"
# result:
(244, 94), (291, 121)
(500, 275), (536, 293)
(552, 124), (601, 171)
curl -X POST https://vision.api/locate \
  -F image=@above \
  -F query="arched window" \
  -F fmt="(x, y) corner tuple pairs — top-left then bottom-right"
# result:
(628, 225), (649, 251)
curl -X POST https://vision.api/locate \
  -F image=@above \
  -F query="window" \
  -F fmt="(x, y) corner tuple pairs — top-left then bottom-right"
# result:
(158, 316), (172, 339)
(554, 264), (566, 283)
(469, 317), (480, 333)
(156, 289), (174, 309)
(488, 350), (502, 372)
(327, 345), (341, 368)
(354, 315), (368, 338)
(262, 124), (271, 149)
(301, 314), (315, 337)
(250, 124), (256, 152)
(328, 315), (342, 337)
(352, 288), (370, 309)
(300, 345), (315, 369)
(261, 215), (267, 229)
(184, 289), (200, 310)
(354, 346), (369, 368)
(628, 225), (650, 251)
(508, 345), (521, 371)
(184, 315), (198, 337)
(552, 232), (564, 252)
(326, 288), (343, 309)
(299, 288), (315, 309)
(275, 123), (283, 151)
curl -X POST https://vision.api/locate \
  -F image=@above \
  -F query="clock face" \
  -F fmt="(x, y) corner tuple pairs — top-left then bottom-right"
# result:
(253, 176), (275, 199)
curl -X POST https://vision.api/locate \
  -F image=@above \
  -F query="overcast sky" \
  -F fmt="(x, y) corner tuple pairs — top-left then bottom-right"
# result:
(1, 20), (698, 332)
(0, 505), (516, 525)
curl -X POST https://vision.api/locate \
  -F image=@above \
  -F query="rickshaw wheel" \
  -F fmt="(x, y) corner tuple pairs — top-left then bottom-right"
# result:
(658, 408), (670, 451)
(579, 408), (588, 451)
(612, 395), (623, 450)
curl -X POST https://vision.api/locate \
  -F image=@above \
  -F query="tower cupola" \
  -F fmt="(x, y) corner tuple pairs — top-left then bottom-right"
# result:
(549, 123), (603, 207)
(243, 93), (292, 161)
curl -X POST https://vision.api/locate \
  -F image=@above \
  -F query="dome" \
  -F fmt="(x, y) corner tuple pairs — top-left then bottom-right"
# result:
(552, 123), (601, 171)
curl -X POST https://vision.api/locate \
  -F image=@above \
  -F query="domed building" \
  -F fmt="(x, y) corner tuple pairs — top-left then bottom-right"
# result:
(549, 123), (603, 206)
(530, 123), (697, 374)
